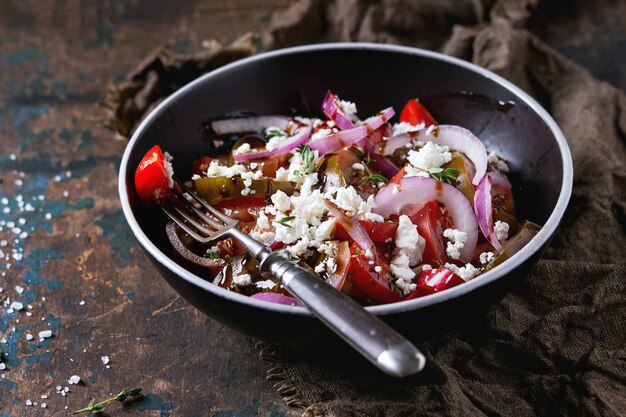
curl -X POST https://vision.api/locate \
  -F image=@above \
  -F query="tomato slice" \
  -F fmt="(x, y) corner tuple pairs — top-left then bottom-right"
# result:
(134, 145), (172, 205)
(405, 267), (464, 299)
(399, 99), (438, 127)
(191, 156), (213, 177)
(401, 201), (451, 266)
(389, 165), (408, 184)
(334, 220), (398, 244)
(213, 196), (267, 223)
(346, 242), (401, 305)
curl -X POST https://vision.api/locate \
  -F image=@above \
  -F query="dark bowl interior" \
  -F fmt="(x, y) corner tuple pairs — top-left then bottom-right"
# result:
(119, 43), (572, 347)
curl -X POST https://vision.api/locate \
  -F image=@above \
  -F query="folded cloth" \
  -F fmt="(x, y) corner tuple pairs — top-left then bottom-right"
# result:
(105, 0), (626, 415)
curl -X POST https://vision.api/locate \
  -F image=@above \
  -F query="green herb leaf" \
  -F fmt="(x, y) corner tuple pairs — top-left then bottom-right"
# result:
(265, 127), (287, 140)
(73, 387), (142, 414)
(351, 147), (373, 165)
(428, 167), (459, 184)
(295, 145), (315, 177)
(203, 250), (220, 259)
(277, 215), (296, 228)
(360, 173), (388, 185)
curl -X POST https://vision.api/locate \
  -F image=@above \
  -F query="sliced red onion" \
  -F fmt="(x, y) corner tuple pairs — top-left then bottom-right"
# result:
(165, 222), (226, 269)
(363, 140), (400, 178)
(322, 90), (357, 130)
(374, 176), (478, 262)
(489, 169), (512, 191)
(210, 116), (291, 135)
(376, 125), (488, 186)
(308, 107), (395, 155)
(324, 200), (379, 263)
(233, 126), (312, 162)
(251, 292), (302, 306)
(474, 174), (500, 250)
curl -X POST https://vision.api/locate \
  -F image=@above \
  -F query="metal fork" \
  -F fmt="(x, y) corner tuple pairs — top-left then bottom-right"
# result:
(163, 176), (426, 377)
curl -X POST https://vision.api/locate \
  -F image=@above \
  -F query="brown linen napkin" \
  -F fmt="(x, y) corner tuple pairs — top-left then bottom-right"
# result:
(105, 0), (626, 415)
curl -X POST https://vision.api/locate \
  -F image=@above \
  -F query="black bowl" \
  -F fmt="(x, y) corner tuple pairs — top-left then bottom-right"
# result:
(119, 43), (572, 347)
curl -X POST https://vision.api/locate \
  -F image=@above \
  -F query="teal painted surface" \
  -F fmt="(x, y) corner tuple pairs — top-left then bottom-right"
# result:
(3, 44), (47, 67)
(25, 352), (53, 364)
(212, 399), (261, 417)
(134, 393), (173, 417)
(94, 209), (136, 263)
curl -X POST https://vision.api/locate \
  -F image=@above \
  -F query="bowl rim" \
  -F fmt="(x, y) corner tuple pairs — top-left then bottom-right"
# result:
(119, 42), (573, 317)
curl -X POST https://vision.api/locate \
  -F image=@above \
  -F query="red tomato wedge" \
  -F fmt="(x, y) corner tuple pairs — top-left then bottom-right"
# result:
(334, 220), (398, 243)
(405, 268), (464, 299)
(346, 242), (401, 305)
(213, 196), (268, 223)
(401, 201), (452, 266)
(134, 145), (172, 205)
(399, 99), (438, 127)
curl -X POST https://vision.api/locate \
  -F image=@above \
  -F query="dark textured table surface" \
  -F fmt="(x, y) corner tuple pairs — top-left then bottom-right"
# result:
(0, 1), (624, 416)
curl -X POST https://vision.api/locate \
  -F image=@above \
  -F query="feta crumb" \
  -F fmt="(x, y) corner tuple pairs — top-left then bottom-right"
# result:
(374, 266), (383, 273)
(443, 228), (468, 260)
(351, 163), (365, 171)
(68, 375), (81, 385)
(479, 251), (495, 265)
(444, 263), (479, 281)
(392, 121), (425, 136)
(407, 142), (452, 171)
(494, 221), (509, 242)
(314, 217), (336, 241)
(233, 143), (251, 155)
(487, 151), (510, 173)
(255, 280), (276, 290)
(232, 273), (252, 286)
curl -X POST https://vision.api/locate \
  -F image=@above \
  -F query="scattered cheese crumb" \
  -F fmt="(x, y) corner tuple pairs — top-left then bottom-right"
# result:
(443, 228), (467, 260)
(494, 221), (510, 242)
(479, 252), (495, 265)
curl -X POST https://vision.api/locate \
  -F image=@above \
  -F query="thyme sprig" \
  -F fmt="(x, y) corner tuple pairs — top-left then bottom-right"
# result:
(360, 173), (388, 185)
(295, 145), (316, 177)
(73, 388), (142, 414)
(427, 167), (459, 184)
(265, 127), (287, 140)
(277, 215), (296, 228)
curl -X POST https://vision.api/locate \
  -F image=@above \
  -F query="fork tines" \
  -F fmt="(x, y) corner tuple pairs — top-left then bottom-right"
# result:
(161, 177), (239, 244)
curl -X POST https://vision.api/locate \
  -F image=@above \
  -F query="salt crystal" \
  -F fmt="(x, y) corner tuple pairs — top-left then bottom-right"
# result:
(39, 330), (53, 340)
(68, 375), (80, 384)
(0, 363), (6, 370)
(79, 300), (85, 306)
(41, 402), (46, 408)
(26, 399), (32, 406)
(26, 333), (33, 340)
(41, 394), (48, 399)
(101, 356), (110, 365)
(15, 285), (24, 294)
(10, 301), (23, 311)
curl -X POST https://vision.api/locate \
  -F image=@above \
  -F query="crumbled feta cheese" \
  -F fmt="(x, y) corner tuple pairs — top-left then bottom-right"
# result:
(479, 252), (494, 264)
(494, 221), (509, 242)
(444, 263), (479, 281)
(338, 99), (358, 120)
(392, 121), (425, 136)
(443, 228), (467, 260)
(256, 211), (270, 230)
(311, 128), (333, 141)
(68, 375), (81, 385)
(255, 280), (276, 290)
(351, 163), (365, 171)
(315, 218), (336, 241)
(233, 143), (251, 155)
(389, 215), (425, 295)
(407, 142), (452, 171)
(232, 273), (252, 286)
(374, 266), (383, 273)
(271, 190), (291, 212)
(487, 151), (510, 173)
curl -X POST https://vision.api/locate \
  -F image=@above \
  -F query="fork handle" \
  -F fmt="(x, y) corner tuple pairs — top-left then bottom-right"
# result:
(259, 252), (426, 377)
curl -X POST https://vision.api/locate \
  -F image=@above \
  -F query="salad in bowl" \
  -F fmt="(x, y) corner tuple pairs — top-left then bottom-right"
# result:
(134, 90), (540, 306)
